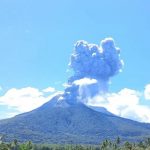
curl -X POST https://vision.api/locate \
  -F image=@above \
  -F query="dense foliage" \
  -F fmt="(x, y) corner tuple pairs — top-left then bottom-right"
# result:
(1, 137), (150, 150)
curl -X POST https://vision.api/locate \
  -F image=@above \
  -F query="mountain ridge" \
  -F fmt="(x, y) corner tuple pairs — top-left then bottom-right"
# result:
(0, 94), (150, 144)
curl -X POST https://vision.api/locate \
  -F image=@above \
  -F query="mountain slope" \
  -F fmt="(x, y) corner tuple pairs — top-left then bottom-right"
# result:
(88, 105), (115, 116)
(0, 94), (150, 144)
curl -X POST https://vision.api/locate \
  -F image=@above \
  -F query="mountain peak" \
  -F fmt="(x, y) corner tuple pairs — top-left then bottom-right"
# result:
(0, 93), (150, 144)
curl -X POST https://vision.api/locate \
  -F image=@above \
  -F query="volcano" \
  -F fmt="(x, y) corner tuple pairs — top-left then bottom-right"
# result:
(0, 93), (150, 144)
(0, 38), (150, 144)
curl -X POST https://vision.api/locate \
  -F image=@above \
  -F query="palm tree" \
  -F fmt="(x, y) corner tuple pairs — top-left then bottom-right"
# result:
(116, 137), (120, 145)
(124, 141), (132, 150)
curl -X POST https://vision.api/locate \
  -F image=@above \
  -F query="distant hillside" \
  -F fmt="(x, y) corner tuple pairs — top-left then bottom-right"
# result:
(0, 94), (150, 144)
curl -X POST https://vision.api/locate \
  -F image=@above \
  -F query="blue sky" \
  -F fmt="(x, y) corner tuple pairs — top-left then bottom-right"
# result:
(0, 0), (150, 121)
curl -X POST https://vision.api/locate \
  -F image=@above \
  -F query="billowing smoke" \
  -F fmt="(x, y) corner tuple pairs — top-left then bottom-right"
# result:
(63, 38), (123, 103)
(69, 38), (123, 83)
(57, 39), (150, 123)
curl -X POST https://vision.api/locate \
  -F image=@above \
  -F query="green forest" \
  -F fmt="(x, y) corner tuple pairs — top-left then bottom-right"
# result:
(0, 137), (150, 150)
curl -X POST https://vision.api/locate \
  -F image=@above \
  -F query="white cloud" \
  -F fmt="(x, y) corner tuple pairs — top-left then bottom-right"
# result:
(87, 88), (150, 123)
(1, 84), (150, 123)
(0, 87), (56, 118)
(120, 105), (150, 122)
(144, 84), (150, 100)
(107, 89), (138, 105)
(42, 87), (55, 93)
(73, 78), (97, 86)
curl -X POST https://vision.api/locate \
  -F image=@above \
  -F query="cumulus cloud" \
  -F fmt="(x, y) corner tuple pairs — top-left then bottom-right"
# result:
(144, 84), (150, 100)
(0, 87), (56, 118)
(86, 88), (150, 123)
(42, 87), (56, 93)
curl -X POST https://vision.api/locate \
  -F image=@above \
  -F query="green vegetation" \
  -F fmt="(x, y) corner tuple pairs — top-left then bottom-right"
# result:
(1, 137), (150, 150)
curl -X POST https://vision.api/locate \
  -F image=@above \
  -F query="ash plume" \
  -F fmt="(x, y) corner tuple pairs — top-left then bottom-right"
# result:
(63, 38), (123, 103)
(69, 38), (123, 83)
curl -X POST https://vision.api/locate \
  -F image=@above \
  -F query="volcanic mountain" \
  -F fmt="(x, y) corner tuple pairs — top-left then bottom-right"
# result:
(0, 93), (150, 144)
(0, 38), (150, 144)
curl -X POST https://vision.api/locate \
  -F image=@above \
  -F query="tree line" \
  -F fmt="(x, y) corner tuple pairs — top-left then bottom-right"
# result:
(0, 137), (150, 150)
